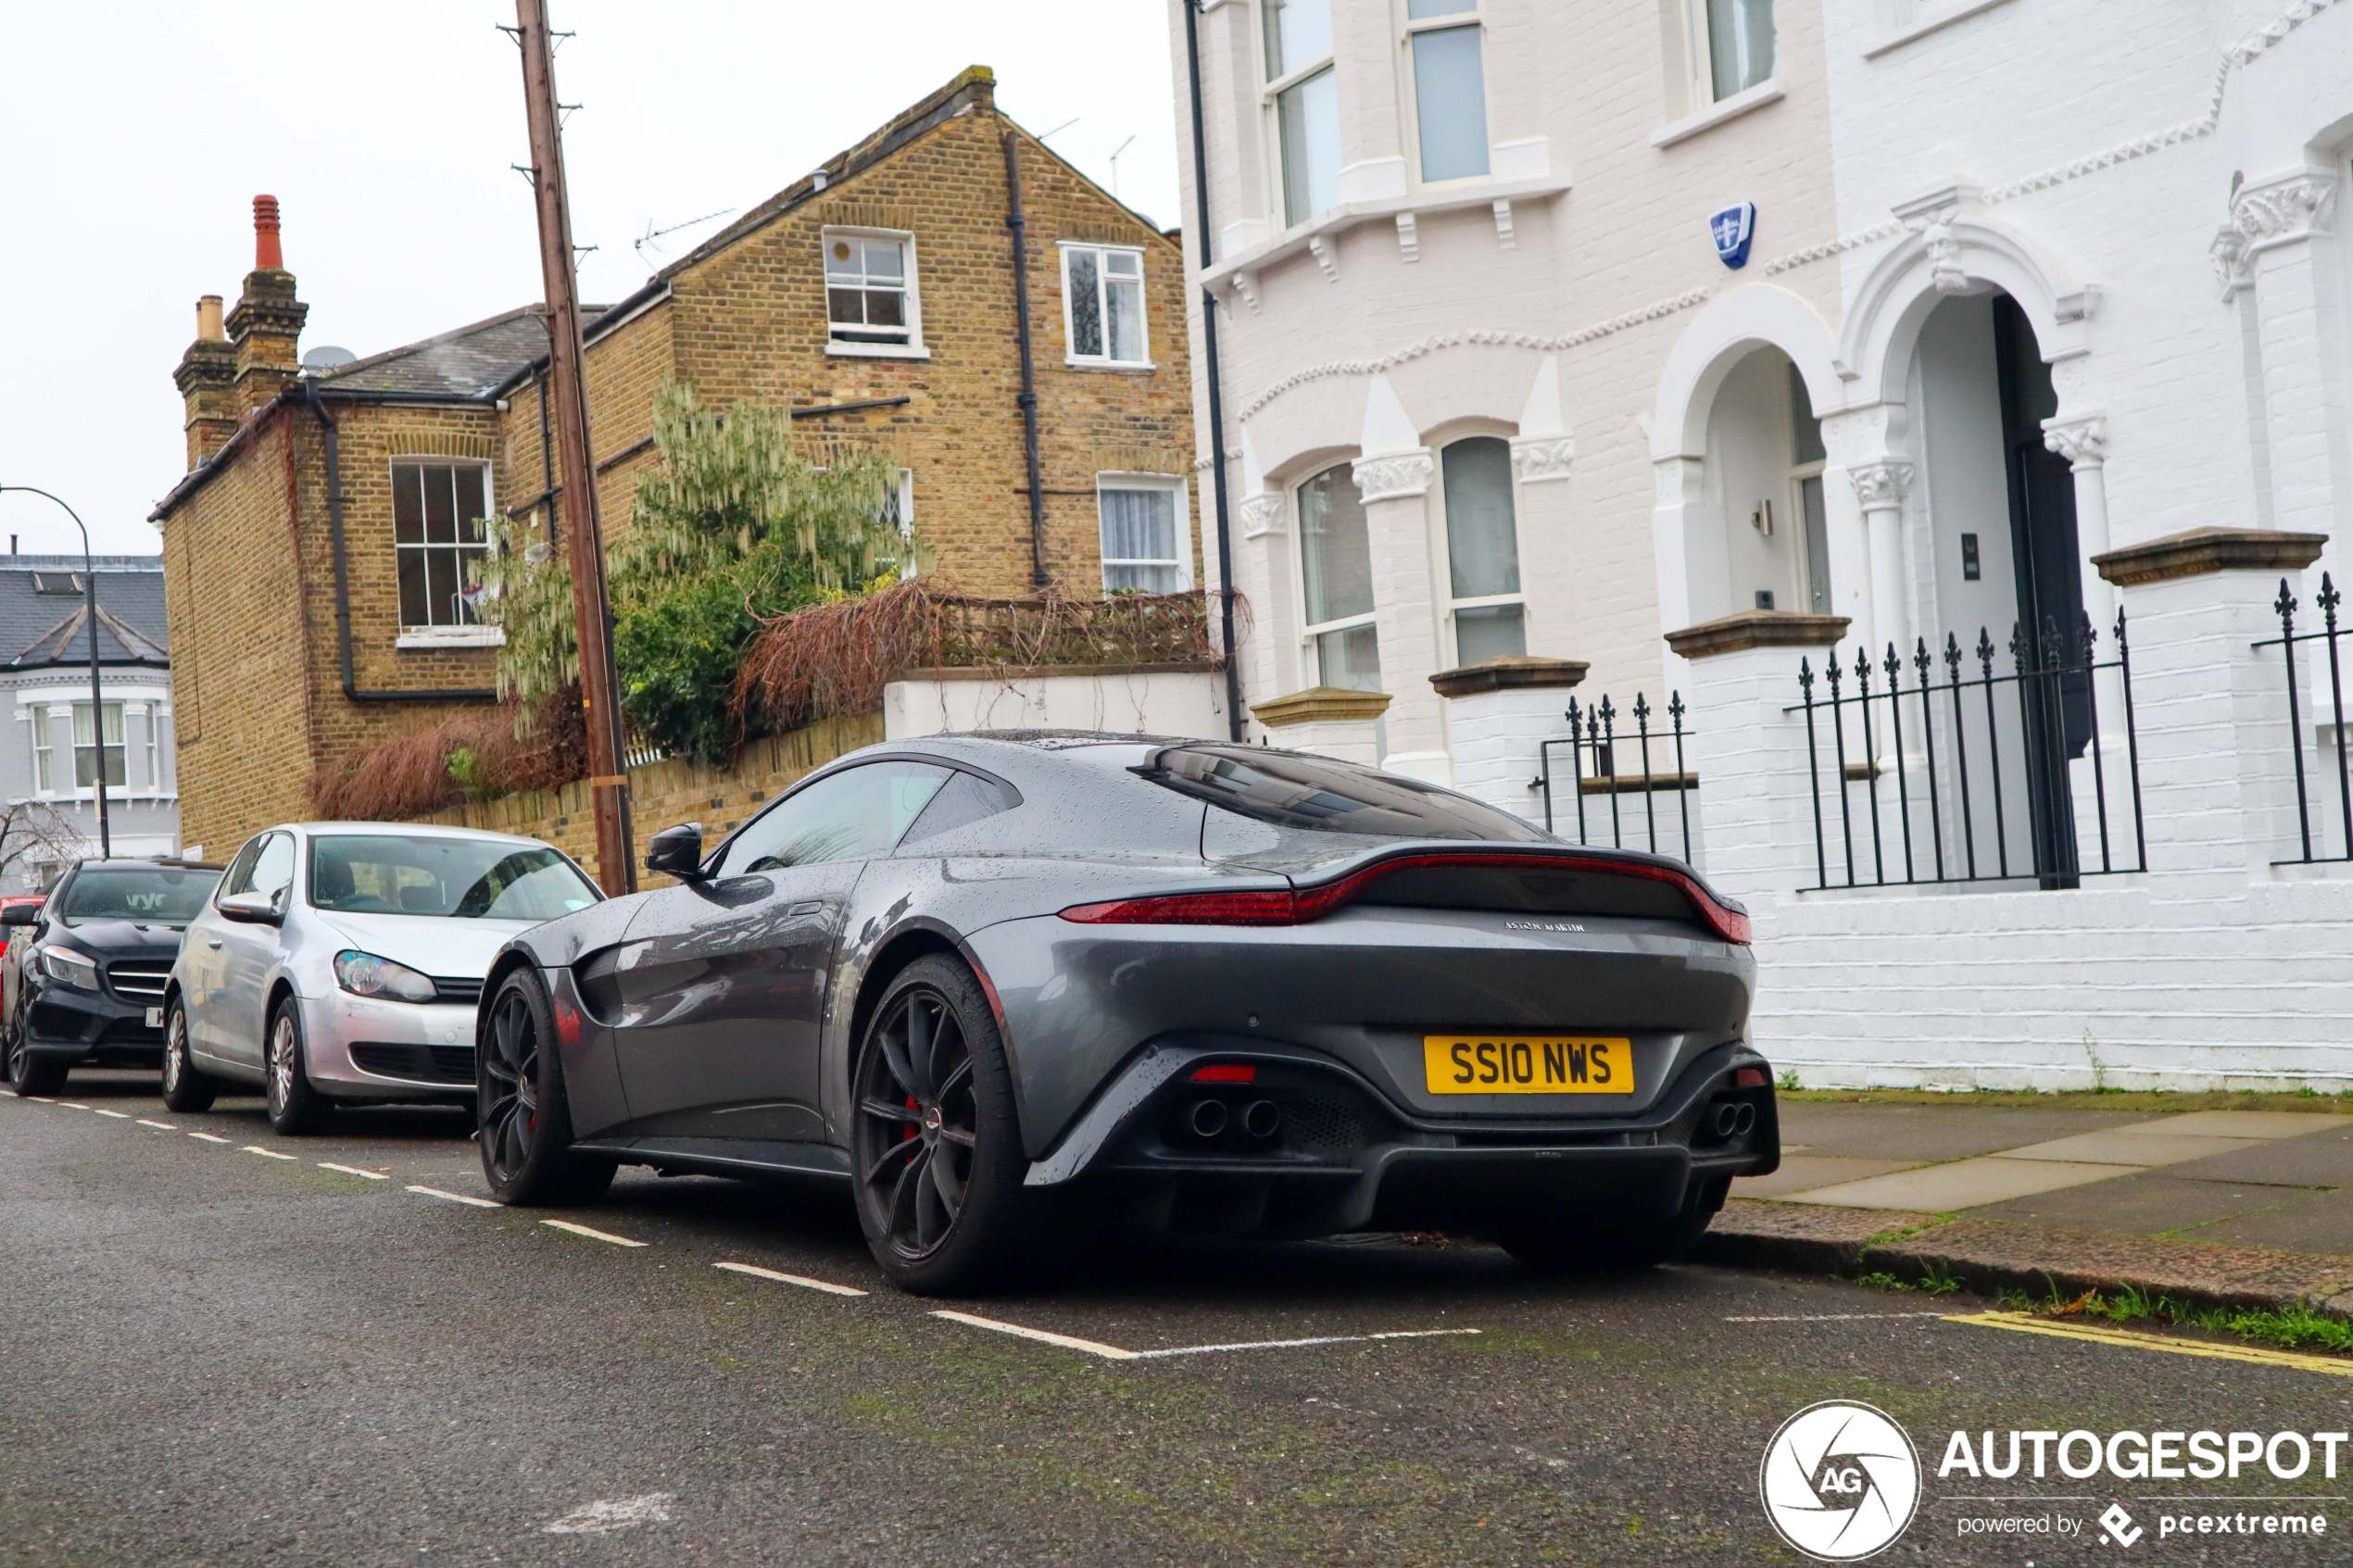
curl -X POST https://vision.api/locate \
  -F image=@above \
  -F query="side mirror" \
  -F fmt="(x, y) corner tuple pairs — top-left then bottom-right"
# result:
(645, 822), (707, 881)
(217, 891), (283, 926)
(0, 904), (39, 926)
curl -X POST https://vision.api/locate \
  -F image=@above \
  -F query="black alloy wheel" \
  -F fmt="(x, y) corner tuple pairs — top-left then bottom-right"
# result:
(477, 967), (613, 1205)
(850, 955), (1029, 1295)
(6, 1028), (65, 1098)
(158, 1001), (216, 1113)
(264, 999), (331, 1135)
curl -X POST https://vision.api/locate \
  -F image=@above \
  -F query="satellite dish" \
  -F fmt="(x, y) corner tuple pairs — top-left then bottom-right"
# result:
(301, 345), (358, 373)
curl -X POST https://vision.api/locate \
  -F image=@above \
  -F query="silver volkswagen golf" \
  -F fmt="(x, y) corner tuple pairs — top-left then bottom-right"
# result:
(162, 822), (600, 1132)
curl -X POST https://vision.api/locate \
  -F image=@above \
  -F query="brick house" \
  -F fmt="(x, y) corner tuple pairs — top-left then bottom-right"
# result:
(153, 67), (1195, 857)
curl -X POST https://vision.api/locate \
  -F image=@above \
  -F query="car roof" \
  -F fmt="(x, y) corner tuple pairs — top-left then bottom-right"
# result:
(272, 822), (555, 848)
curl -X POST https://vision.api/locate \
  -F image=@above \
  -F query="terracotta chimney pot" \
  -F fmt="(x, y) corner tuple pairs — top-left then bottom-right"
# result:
(253, 194), (283, 270)
(195, 295), (225, 342)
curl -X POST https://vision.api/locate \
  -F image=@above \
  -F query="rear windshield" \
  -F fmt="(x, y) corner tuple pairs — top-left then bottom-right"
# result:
(1134, 746), (1547, 841)
(55, 867), (222, 926)
(310, 835), (598, 921)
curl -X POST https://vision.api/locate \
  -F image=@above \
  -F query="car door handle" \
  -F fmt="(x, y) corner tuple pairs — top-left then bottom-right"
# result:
(786, 901), (825, 916)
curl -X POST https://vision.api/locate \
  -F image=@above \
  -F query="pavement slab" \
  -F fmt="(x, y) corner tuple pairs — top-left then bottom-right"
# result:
(2146, 1109), (2347, 1138)
(2163, 1122), (2353, 1187)
(2190, 1185), (2353, 1257)
(1780, 1155), (2132, 1210)
(1730, 1155), (1922, 1198)
(1774, 1100), (2153, 1160)
(1970, 1172), (2320, 1236)
(1992, 1127), (2268, 1167)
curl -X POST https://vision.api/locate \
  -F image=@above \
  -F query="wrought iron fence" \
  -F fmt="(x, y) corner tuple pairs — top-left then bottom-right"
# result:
(2256, 572), (2352, 865)
(1537, 693), (1699, 862)
(1788, 611), (2146, 891)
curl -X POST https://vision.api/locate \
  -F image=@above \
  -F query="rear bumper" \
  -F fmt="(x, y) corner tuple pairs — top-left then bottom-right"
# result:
(1024, 1036), (1777, 1236)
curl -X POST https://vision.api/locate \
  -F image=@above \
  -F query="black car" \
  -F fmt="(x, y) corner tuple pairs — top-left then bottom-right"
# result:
(473, 734), (1775, 1293)
(3, 858), (224, 1097)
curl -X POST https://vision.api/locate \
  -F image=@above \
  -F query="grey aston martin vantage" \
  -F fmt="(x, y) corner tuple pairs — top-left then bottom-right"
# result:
(474, 732), (1776, 1293)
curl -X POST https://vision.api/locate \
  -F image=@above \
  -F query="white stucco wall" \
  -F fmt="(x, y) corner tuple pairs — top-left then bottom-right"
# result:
(882, 669), (1229, 741)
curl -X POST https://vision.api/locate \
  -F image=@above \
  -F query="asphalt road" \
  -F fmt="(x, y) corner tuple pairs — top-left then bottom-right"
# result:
(4, 1073), (2348, 1568)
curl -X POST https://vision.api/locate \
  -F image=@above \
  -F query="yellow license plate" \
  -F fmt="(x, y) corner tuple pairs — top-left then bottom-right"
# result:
(1423, 1035), (1634, 1095)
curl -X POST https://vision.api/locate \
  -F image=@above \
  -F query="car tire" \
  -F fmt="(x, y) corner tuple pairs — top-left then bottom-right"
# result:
(477, 966), (616, 1206)
(1502, 1185), (1724, 1273)
(849, 954), (1034, 1297)
(159, 1000), (218, 1114)
(263, 998), (331, 1135)
(7, 1033), (66, 1098)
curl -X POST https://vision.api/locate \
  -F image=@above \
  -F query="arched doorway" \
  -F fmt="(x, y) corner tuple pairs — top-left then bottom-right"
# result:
(1690, 346), (1832, 622)
(1913, 290), (2089, 885)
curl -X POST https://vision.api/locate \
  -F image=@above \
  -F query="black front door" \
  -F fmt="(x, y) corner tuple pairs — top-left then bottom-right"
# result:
(608, 759), (953, 1143)
(1993, 294), (2090, 888)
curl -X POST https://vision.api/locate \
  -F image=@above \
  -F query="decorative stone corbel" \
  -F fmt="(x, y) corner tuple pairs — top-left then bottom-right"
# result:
(1238, 493), (1287, 539)
(1508, 433), (1575, 483)
(1229, 270), (1259, 312)
(1307, 234), (1339, 282)
(1492, 199), (1516, 250)
(2208, 225), (2254, 301)
(1350, 448), (1435, 504)
(1395, 212), (1419, 264)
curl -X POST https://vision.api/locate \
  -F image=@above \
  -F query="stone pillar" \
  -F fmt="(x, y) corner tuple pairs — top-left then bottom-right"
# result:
(1250, 686), (1392, 769)
(1234, 490), (1295, 732)
(2090, 528), (2328, 873)
(1352, 447), (1449, 783)
(1845, 460), (1913, 661)
(1430, 654), (1587, 822)
(1511, 425), (1576, 655)
(2232, 171), (2350, 551)
(1659, 610), (1850, 907)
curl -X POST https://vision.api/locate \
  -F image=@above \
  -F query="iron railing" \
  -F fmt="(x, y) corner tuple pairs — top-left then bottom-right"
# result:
(2256, 572), (2351, 864)
(1788, 611), (2146, 891)
(1538, 693), (1699, 862)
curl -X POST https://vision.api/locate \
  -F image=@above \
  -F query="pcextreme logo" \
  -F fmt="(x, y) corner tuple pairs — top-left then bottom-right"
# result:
(1759, 1400), (1924, 1562)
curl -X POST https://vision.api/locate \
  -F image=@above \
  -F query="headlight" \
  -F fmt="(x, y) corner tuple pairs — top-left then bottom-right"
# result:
(37, 945), (99, 990)
(333, 950), (439, 1004)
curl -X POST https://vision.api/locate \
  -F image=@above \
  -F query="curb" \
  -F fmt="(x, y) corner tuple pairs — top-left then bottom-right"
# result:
(1695, 1200), (2353, 1320)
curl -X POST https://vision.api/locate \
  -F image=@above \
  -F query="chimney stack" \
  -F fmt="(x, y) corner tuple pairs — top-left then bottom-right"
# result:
(174, 294), (238, 469)
(224, 192), (307, 417)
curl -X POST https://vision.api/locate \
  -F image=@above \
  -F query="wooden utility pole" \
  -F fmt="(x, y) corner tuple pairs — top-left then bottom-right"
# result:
(513, 0), (633, 894)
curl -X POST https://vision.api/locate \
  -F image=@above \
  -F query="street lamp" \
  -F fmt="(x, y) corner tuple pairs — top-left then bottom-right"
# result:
(0, 485), (110, 859)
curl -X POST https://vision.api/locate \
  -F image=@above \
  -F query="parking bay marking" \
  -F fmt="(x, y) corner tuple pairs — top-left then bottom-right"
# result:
(91, 1108), (132, 1119)
(135, 1119), (176, 1130)
(542, 1219), (648, 1248)
(57, 1102), (89, 1110)
(243, 1145), (297, 1160)
(713, 1261), (868, 1297)
(407, 1185), (502, 1210)
(931, 1311), (1481, 1362)
(188, 1132), (233, 1145)
(319, 1162), (388, 1180)
(1945, 1311), (2353, 1379)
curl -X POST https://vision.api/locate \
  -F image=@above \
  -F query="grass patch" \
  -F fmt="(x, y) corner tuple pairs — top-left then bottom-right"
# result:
(1994, 1281), (2353, 1356)
(1854, 1261), (1963, 1297)
(1782, 1086), (2353, 1114)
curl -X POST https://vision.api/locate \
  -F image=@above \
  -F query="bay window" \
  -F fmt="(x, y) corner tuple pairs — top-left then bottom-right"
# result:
(1297, 462), (1380, 691)
(1438, 437), (1526, 665)
(72, 701), (125, 790)
(1263, 0), (1339, 228)
(1406, 0), (1490, 183)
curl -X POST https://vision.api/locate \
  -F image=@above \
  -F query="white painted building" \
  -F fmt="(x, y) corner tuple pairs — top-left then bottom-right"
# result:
(1170, 0), (2353, 1089)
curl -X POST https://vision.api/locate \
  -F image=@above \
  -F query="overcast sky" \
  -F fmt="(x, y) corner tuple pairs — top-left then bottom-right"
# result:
(0, 2), (1181, 555)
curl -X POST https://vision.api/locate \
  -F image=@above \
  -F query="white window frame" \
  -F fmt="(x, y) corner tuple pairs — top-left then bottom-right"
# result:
(1401, 0), (1491, 188)
(390, 457), (499, 641)
(1292, 465), (1379, 686)
(27, 708), (52, 795)
(1260, 0), (1340, 232)
(821, 226), (928, 360)
(886, 467), (918, 581)
(1094, 474), (1193, 595)
(1432, 436), (1527, 666)
(1058, 243), (1153, 369)
(1681, 0), (1777, 109)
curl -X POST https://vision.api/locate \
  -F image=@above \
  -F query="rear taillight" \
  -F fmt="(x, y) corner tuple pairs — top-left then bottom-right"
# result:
(1056, 852), (1750, 944)
(1733, 1065), (1768, 1088)
(1058, 889), (1298, 925)
(1190, 1064), (1257, 1083)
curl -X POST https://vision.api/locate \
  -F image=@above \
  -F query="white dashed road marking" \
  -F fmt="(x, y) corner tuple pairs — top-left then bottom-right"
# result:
(21, 1096), (53, 1103)
(930, 1311), (1483, 1361)
(542, 1493), (674, 1536)
(318, 1162), (388, 1180)
(930, 1311), (1142, 1360)
(542, 1219), (648, 1248)
(91, 1108), (132, 1119)
(407, 1185), (501, 1210)
(188, 1133), (232, 1144)
(58, 1102), (89, 1110)
(135, 1119), (176, 1130)
(713, 1260), (868, 1297)
(243, 1145), (297, 1160)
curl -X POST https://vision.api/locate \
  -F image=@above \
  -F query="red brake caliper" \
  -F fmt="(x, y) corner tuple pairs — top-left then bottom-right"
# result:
(902, 1095), (918, 1142)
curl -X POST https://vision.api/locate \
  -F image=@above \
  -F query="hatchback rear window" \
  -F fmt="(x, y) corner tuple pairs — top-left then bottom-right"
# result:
(1133, 746), (1547, 841)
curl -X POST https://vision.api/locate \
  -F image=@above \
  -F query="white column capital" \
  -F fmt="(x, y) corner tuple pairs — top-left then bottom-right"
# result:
(1237, 494), (1287, 539)
(1846, 460), (1914, 511)
(2042, 414), (2108, 470)
(2232, 170), (2337, 257)
(1509, 433), (1575, 484)
(1351, 448), (1434, 504)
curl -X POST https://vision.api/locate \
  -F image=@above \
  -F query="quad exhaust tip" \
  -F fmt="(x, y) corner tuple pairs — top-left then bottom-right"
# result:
(1189, 1098), (1229, 1139)
(1712, 1100), (1757, 1139)
(1241, 1099), (1281, 1139)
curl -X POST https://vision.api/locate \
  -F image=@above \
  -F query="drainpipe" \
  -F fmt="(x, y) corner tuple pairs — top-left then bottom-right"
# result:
(304, 382), (497, 704)
(1185, 0), (1247, 742)
(1003, 128), (1050, 589)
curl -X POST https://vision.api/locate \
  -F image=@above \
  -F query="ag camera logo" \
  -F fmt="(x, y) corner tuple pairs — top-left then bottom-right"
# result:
(1760, 1400), (1923, 1561)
